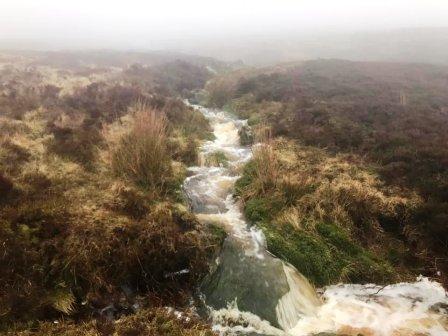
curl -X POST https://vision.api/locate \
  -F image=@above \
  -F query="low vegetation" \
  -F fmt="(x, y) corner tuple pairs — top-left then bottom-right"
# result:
(111, 103), (173, 194)
(235, 140), (418, 286)
(203, 150), (229, 167)
(207, 59), (448, 286)
(9, 308), (214, 336)
(0, 55), (221, 333)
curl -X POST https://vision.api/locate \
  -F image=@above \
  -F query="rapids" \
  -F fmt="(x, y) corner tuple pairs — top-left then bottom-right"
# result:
(183, 104), (448, 336)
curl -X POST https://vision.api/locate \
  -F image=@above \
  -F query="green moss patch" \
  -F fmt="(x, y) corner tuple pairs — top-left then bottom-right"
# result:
(259, 221), (395, 287)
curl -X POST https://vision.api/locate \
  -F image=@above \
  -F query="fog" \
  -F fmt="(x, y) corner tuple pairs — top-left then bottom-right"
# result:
(1, 0), (448, 64)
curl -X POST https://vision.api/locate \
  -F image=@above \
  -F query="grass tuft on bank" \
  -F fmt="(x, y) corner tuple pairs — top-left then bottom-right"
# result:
(236, 139), (419, 286)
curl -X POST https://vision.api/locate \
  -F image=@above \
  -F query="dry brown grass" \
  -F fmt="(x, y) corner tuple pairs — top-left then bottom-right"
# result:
(236, 138), (420, 284)
(10, 308), (215, 336)
(0, 60), (222, 332)
(110, 102), (173, 196)
(266, 140), (420, 241)
(251, 143), (279, 194)
(246, 124), (279, 194)
(238, 139), (421, 247)
(0, 99), (219, 330)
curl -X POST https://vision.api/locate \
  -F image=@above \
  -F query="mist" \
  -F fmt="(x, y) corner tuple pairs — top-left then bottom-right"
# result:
(1, 0), (448, 64)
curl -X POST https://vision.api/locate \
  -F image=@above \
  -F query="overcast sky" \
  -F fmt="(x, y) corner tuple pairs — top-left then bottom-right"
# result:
(1, 0), (447, 49)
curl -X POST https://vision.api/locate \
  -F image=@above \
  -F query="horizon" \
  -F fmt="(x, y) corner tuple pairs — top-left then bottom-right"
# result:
(1, 1), (448, 56)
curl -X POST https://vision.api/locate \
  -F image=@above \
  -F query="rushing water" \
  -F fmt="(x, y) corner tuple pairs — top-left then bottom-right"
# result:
(183, 105), (448, 336)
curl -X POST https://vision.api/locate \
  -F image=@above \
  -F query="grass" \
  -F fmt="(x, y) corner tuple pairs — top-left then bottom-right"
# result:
(236, 139), (418, 286)
(0, 98), (221, 331)
(263, 221), (394, 286)
(10, 308), (214, 336)
(204, 150), (229, 167)
(0, 58), (231, 333)
(206, 60), (448, 286)
(111, 102), (173, 195)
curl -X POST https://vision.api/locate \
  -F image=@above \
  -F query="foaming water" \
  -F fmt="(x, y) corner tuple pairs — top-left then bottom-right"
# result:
(276, 264), (322, 331)
(291, 277), (448, 336)
(183, 104), (448, 336)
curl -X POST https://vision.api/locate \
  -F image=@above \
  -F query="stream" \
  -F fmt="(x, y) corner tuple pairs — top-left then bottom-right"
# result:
(183, 104), (448, 336)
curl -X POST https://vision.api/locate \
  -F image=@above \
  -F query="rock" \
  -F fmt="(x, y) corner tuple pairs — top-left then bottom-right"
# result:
(239, 125), (254, 146)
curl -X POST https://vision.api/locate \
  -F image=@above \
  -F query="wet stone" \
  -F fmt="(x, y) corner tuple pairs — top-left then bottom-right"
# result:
(201, 237), (290, 329)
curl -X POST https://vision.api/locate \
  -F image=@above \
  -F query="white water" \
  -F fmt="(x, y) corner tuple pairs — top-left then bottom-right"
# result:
(184, 104), (448, 336)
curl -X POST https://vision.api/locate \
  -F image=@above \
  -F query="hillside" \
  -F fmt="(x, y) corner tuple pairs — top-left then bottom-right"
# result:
(0, 51), (224, 334)
(205, 59), (448, 287)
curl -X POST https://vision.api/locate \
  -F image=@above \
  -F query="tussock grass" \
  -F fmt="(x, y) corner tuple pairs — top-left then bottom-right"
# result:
(111, 102), (173, 196)
(236, 139), (420, 286)
(203, 150), (229, 167)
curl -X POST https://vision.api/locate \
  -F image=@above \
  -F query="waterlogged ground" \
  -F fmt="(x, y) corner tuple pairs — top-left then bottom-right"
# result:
(183, 105), (448, 336)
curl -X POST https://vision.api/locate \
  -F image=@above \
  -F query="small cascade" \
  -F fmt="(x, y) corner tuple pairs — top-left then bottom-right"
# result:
(276, 263), (322, 331)
(183, 103), (448, 336)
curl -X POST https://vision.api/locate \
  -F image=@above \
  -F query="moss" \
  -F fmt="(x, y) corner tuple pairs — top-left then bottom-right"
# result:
(258, 221), (395, 287)
(260, 222), (344, 286)
(244, 196), (283, 223)
(316, 222), (361, 256)
(234, 161), (256, 197)
(208, 223), (227, 243)
(245, 198), (270, 222)
(247, 114), (261, 126)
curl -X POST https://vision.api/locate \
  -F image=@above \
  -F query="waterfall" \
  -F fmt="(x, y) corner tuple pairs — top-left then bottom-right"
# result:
(276, 263), (322, 331)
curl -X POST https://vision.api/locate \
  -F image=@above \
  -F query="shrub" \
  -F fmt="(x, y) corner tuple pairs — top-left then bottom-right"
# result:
(57, 204), (215, 302)
(0, 58), (217, 333)
(0, 199), (219, 328)
(0, 197), (70, 326)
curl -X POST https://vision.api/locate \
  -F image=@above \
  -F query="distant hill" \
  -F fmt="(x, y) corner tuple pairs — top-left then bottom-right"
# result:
(172, 27), (448, 66)
(0, 49), (231, 72)
(2, 27), (447, 67)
